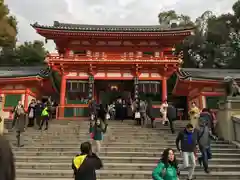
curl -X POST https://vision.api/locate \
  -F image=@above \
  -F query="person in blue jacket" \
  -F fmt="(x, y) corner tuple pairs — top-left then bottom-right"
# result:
(152, 148), (180, 180)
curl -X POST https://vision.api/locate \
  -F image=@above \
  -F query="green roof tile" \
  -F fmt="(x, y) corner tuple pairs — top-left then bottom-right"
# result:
(178, 68), (240, 81)
(0, 66), (50, 78)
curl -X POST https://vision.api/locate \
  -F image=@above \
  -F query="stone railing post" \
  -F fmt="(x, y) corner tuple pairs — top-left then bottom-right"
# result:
(216, 97), (240, 141)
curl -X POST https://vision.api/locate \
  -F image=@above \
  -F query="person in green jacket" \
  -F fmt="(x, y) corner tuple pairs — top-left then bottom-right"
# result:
(152, 148), (180, 180)
(89, 119), (107, 155)
(39, 103), (49, 130)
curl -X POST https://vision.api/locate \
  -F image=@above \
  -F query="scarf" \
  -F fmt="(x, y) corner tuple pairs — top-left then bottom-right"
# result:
(185, 129), (193, 144)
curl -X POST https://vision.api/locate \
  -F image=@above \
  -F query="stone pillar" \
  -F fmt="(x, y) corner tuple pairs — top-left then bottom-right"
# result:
(162, 77), (167, 102)
(216, 97), (240, 141)
(59, 75), (66, 118)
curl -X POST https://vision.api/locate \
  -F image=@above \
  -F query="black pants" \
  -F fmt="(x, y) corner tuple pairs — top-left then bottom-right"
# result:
(168, 118), (175, 133)
(135, 118), (141, 125)
(40, 116), (49, 129)
(12, 115), (18, 128)
(28, 117), (35, 127)
(36, 116), (42, 127)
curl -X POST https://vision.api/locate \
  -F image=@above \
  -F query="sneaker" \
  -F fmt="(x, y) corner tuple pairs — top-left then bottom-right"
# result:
(204, 169), (210, 174)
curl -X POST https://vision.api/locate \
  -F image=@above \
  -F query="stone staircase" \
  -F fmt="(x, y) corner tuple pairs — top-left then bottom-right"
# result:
(4, 120), (240, 180)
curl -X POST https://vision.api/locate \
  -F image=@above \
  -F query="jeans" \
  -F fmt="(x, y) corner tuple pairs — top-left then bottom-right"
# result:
(94, 140), (101, 155)
(179, 152), (196, 179)
(199, 146), (212, 170)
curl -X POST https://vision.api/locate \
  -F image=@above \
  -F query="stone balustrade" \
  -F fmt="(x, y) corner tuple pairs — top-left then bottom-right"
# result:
(232, 115), (240, 143)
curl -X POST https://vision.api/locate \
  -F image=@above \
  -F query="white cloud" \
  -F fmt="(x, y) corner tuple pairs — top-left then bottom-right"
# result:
(5, 0), (237, 52)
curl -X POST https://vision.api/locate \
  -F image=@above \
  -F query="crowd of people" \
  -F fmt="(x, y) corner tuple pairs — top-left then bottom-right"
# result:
(88, 97), (178, 133)
(11, 97), (56, 147)
(0, 95), (218, 180)
(152, 102), (217, 180)
(87, 98), (217, 180)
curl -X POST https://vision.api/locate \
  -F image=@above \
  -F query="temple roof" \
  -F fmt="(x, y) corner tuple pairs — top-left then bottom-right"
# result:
(31, 21), (194, 33)
(0, 66), (50, 78)
(178, 68), (240, 81)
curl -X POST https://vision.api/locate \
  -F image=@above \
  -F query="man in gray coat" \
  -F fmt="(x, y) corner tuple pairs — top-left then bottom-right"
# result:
(15, 108), (25, 147)
(197, 117), (213, 174)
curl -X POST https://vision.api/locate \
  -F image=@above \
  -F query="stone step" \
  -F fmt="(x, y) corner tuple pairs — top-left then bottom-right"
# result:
(10, 138), (228, 144)
(15, 162), (240, 171)
(12, 146), (240, 153)
(16, 169), (240, 179)
(5, 135), (220, 142)
(14, 151), (240, 159)
(7, 131), (185, 136)
(16, 156), (240, 164)
(16, 175), (239, 180)
(13, 142), (235, 148)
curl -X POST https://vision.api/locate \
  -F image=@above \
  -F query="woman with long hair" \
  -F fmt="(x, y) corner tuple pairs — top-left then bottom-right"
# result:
(188, 102), (200, 128)
(152, 148), (180, 180)
(89, 119), (107, 155)
(27, 99), (36, 127)
(0, 135), (16, 180)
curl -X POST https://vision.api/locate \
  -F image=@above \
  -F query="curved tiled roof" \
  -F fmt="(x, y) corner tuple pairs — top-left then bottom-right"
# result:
(178, 68), (240, 80)
(0, 66), (50, 78)
(31, 21), (194, 33)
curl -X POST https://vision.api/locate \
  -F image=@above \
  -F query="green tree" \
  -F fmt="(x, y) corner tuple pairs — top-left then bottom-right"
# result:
(0, 0), (18, 65)
(15, 40), (48, 66)
(158, 2), (240, 69)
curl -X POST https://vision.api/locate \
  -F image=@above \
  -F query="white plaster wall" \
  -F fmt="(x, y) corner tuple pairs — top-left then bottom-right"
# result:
(21, 94), (25, 104)
(202, 96), (206, 108)
(28, 95), (35, 106)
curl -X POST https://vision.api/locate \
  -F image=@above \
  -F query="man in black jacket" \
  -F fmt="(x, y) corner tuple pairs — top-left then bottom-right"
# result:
(35, 100), (43, 128)
(72, 141), (103, 180)
(167, 103), (177, 134)
(176, 123), (198, 180)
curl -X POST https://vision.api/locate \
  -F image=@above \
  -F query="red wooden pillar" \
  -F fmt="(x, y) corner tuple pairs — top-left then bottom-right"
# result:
(24, 89), (29, 111)
(64, 48), (70, 56)
(162, 77), (167, 102)
(59, 75), (66, 118)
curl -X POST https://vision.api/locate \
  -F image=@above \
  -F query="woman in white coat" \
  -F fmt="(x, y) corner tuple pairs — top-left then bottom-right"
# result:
(160, 100), (168, 125)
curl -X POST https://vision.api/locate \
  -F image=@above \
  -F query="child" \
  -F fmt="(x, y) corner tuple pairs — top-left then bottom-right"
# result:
(89, 119), (107, 155)
(134, 107), (141, 125)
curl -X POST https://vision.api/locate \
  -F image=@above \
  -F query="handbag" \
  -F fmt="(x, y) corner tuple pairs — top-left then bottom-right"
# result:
(106, 113), (110, 120)
(135, 112), (140, 118)
(90, 132), (94, 139)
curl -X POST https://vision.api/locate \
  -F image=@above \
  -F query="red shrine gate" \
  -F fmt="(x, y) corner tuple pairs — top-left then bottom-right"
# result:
(32, 21), (193, 119)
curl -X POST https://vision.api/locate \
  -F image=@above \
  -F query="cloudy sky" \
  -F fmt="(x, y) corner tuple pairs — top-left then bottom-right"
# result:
(5, 0), (237, 52)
